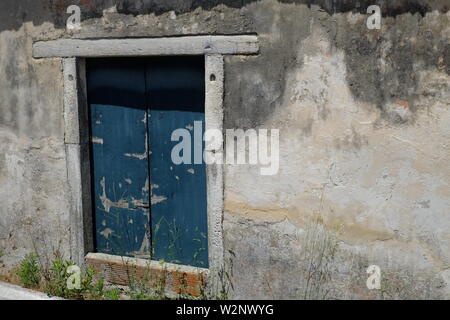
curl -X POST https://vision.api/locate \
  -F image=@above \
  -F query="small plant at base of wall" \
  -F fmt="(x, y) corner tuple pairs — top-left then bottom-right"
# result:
(14, 250), (236, 300)
(43, 257), (104, 299)
(15, 252), (113, 300)
(16, 253), (41, 289)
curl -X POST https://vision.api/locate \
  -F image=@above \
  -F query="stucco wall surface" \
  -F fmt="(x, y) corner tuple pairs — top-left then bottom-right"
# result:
(0, 0), (449, 299)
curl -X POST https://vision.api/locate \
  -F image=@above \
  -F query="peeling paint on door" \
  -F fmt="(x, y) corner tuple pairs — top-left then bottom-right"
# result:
(147, 56), (208, 267)
(151, 194), (167, 205)
(88, 58), (150, 258)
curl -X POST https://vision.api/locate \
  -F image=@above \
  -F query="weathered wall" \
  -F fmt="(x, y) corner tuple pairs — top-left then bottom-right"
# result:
(0, 6), (70, 269)
(0, 0), (449, 299)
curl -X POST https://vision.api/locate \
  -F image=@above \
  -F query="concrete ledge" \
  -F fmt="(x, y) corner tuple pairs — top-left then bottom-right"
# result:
(33, 35), (259, 58)
(0, 282), (61, 300)
(85, 253), (208, 297)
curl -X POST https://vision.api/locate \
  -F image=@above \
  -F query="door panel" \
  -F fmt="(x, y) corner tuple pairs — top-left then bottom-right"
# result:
(149, 109), (208, 267)
(147, 57), (208, 267)
(88, 60), (150, 258)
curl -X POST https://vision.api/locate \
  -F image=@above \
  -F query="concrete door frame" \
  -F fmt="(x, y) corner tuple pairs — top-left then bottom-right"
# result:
(32, 35), (259, 276)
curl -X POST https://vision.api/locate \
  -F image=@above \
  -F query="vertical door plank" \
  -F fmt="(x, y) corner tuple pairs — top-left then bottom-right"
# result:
(88, 59), (150, 258)
(147, 57), (209, 267)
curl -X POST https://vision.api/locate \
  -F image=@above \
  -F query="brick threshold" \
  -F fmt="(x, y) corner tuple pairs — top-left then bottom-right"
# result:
(85, 253), (208, 297)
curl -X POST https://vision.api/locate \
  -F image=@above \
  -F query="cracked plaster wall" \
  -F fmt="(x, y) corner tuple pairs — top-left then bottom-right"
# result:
(0, 0), (449, 299)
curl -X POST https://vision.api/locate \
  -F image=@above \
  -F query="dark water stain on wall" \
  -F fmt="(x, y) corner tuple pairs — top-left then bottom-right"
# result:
(334, 13), (450, 126)
(1, 0), (449, 131)
(224, 3), (312, 129)
(0, 0), (448, 32)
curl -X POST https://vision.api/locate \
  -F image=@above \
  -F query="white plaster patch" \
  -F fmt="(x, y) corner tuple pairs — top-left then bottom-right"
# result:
(151, 194), (167, 205)
(92, 137), (104, 144)
(124, 133), (148, 160)
(142, 178), (149, 193)
(100, 228), (113, 239)
(99, 177), (129, 212)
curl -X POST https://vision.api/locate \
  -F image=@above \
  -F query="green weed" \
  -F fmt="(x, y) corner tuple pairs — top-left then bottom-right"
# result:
(16, 253), (41, 289)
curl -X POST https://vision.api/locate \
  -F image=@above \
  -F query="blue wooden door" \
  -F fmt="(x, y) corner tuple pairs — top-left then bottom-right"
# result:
(88, 59), (150, 258)
(147, 57), (208, 267)
(87, 57), (208, 267)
